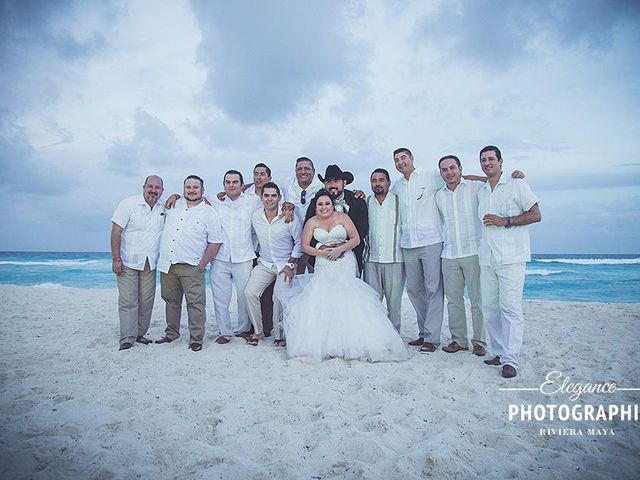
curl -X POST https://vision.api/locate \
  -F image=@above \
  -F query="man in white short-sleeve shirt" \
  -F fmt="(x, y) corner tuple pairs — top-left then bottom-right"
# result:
(392, 147), (446, 353)
(477, 146), (541, 379)
(110, 175), (165, 351)
(435, 156), (487, 357)
(155, 175), (224, 351)
(364, 168), (404, 332)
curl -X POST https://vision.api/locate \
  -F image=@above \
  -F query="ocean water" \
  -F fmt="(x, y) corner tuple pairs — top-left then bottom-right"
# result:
(0, 252), (638, 303)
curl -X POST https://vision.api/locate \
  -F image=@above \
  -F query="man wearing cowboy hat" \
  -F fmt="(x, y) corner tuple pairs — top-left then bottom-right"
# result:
(304, 164), (369, 274)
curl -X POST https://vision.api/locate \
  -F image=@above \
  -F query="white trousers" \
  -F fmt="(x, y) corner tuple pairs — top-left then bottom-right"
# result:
(244, 261), (289, 340)
(480, 258), (526, 368)
(210, 260), (253, 338)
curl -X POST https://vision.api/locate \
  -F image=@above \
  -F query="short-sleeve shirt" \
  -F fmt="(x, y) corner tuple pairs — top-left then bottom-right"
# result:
(157, 199), (224, 273)
(477, 176), (539, 266)
(111, 194), (165, 270)
(435, 179), (483, 260)
(392, 168), (445, 248)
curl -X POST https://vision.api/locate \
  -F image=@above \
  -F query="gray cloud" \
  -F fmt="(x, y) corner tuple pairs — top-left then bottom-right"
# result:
(0, 0), (112, 60)
(52, 30), (107, 60)
(0, 109), (66, 195)
(189, 0), (362, 124)
(107, 108), (184, 175)
(417, 0), (640, 67)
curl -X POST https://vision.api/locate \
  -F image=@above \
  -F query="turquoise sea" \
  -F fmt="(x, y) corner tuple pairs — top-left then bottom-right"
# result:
(0, 252), (638, 303)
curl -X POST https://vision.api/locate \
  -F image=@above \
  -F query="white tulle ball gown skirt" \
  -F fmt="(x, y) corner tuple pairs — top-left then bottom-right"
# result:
(279, 250), (409, 363)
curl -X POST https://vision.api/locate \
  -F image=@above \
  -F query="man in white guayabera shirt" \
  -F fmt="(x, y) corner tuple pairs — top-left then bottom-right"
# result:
(111, 175), (165, 351)
(392, 147), (447, 353)
(155, 175), (223, 352)
(477, 146), (541, 379)
(244, 182), (302, 346)
(364, 168), (404, 332)
(210, 170), (262, 344)
(435, 156), (487, 357)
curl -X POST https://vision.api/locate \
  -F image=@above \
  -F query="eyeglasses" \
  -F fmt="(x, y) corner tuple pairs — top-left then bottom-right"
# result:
(301, 190), (307, 205)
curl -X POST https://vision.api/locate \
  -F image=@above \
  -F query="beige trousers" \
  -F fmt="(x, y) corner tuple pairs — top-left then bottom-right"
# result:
(117, 260), (156, 345)
(442, 255), (485, 347)
(244, 261), (288, 340)
(160, 263), (206, 344)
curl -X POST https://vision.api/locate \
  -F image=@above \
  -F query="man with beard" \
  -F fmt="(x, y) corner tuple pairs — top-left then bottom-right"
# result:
(155, 175), (224, 351)
(111, 175), (165, 351)
(364, 168), (404, 332)
(304, 164), (368, 275)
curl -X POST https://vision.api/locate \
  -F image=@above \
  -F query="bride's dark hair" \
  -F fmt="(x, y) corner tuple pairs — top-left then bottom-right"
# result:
(313, 189), (335, 205)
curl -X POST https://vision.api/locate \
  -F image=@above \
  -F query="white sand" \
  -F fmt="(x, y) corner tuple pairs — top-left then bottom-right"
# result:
(0, 284), (638, 479)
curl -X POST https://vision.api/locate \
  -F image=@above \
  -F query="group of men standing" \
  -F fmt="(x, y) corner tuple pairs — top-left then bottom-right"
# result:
(111, 145), (540, 379)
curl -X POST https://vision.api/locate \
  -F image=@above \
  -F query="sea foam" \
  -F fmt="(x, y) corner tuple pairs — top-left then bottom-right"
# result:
(526, 269), (569, 276)
(0, 260), (102, 267)
(536, 258), (640, 266)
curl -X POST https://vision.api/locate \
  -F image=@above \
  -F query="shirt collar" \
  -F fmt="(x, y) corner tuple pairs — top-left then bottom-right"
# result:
(223, 192), (245, 202)
(261, 208), (284, 223)
(481, 172), (506, 190)
(441, 177), (468, 193)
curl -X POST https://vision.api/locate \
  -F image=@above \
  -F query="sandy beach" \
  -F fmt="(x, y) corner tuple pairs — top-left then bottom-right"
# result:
(0, 284), (638, 479)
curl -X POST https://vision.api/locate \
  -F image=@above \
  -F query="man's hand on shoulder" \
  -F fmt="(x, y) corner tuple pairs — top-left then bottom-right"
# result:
(281, 202), (295, 223)
(353, 189), (365, 199)
(164, 194), (180, 209)
(511, 170), (525, 179)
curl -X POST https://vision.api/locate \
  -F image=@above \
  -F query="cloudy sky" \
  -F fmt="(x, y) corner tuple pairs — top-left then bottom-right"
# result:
(1, 0), (638, 253)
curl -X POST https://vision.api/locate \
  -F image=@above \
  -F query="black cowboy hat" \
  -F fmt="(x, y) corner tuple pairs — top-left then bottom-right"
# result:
(318, 164), (354, 185)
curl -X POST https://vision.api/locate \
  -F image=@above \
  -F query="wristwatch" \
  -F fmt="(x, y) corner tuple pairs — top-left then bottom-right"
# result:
(286, 262), (296, 269)
(505, 217), (512, 229)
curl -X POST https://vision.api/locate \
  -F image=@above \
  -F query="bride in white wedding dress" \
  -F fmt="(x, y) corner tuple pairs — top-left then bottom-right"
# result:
(281, 191), (408, 362)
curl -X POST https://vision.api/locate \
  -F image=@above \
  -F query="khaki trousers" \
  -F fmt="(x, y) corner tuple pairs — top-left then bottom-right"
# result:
(117, 260), (156, 346)
(160, 263), (206, 344)
(442, 255), (485, 347)
(244, 261), (288, 340)
(364, 261), (405, 332)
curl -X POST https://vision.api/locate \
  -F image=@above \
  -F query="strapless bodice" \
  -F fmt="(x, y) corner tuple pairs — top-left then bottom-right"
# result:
(313, 224), (347, 246)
